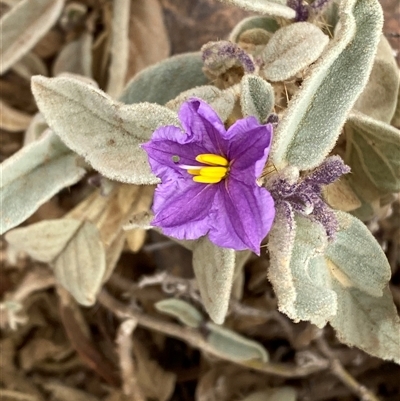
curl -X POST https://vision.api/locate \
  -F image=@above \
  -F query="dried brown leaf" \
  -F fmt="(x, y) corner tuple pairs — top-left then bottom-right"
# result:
(0, 100), (32, 132)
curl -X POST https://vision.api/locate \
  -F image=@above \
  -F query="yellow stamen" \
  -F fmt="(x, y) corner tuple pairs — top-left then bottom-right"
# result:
(187, 169), (201, 175)
(193, 175), (223, 184)
(199, 166), (227, 178)
(195, 154), (229, 166)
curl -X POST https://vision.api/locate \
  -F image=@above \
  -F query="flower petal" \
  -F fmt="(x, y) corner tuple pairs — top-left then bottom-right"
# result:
(209, 179), (275, 254)
(142, 125), (207, 181)
(152, 180), (219, 240)
(226, 118), (273, 181)
(178, 99), (228, 155)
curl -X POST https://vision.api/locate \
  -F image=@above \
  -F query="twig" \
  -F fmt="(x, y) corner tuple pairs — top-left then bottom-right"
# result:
(316, 337), (381, 401)
(116, 319), (145, 401)
(98, 290), (328, 378)
(0, 389), (40, 401)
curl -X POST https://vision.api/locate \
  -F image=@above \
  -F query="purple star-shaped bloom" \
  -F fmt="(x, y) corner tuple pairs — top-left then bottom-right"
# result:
(142, 98), (275, 254)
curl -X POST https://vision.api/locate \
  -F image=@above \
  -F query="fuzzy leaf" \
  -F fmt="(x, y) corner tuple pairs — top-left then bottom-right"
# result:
(52, 33), (93, 77)
(229, 16), (279, 43)
(0, 0), (65, 74)
(345, 142), (382, 221)
(13, 52), (48, 80)
(272, 0), (383, 170)
(166, 85), (236, 123)
(31, 75), (179, 185)
(330, 284), (400, 364)
(192, 237), (236, 324)
(288, 216), (336, 327)
(206, 323), (269, 362)
(353, 35), (399, 123)
(120, 52), (209, 105)
(6, 219), (106, 306)
(155, 299), (203, 328)
(325, 211), (391, 297)
(241, 75), (274, 122)
(106, 0), (130, 98)
(267, 203), (297, 316)
(0, 130), (85, 235)
(217, 0), (296, 20)
(261, 22), (329, 82)
(346, 111), (400, 192)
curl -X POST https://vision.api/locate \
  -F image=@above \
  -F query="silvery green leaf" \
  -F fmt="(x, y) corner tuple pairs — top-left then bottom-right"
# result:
(268, 205), (337, 328)
(0, 0), (65, 74)
(217, 0), (296, 20)
(0, 130), (85, 235)
(155, 299), (203, 328)
(267, 203), (297, 320)
(166, 85), (236, 123)
(288, 216), (336, 327)
(272, 0), (383, 170)
(106, 0), (130, 98)
(52, 33), (93, 78)
(31, 75), (179, 185)
(24, 113), (48, 145)
(240, 387), (296, 401)
(325, 211), (391, 297)
(346, 111), (400, 192)
(120, 52), (209, 105)
(229, 16), (279, 43)
(330, 284), (400, 364)
(192, 237), (236, 324)
(241, 75), (274, 122)
(353, 35), (399, 123)
(344, 142), (382, 221)
(5, 219), (106, 306)
(261, 22), (329, 82)
(206, 322), (269, 362)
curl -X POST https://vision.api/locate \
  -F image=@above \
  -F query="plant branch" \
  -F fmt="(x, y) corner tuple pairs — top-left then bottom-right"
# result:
(316, 337), (381, 401)
(98, 289), (328, 378)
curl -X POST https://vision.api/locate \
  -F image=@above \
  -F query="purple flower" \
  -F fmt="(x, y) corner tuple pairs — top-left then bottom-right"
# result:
(142, 99), (275, 254)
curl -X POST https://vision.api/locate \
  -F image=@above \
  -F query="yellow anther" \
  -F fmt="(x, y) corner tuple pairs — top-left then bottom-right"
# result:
(193, 175), (223, 184)
(187, 169), (201, 175)
(199, 166), (227, 178)
(195, 154), (229, 166)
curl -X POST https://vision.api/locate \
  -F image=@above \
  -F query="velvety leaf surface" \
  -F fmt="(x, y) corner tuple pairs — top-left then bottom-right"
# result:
(155, 299), (203, 328)
(6, 219), (106, 306)
(0, 0), (64, 74)
(217, 0), (296, 20)
(330, 284), (400, 364)
(241, 75), (274, 122)
(206, 323), (269, 362)
(31, 75), (179, 185)
(288, 216), (336, 328)
(120, 52), (209, 105)
(326, 211), (391, 297)
(261, 22), (329, 82)
(346, 111), (400, 192)
(272, 0), (383, 171)
(192, 237), (236, 324)
(229, 16), (279, 43)
(353, 35), (399, 123)
(0, 130), (85, 234)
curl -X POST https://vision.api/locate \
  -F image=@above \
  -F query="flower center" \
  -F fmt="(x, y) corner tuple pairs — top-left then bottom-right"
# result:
(175, 153), (229, 184)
